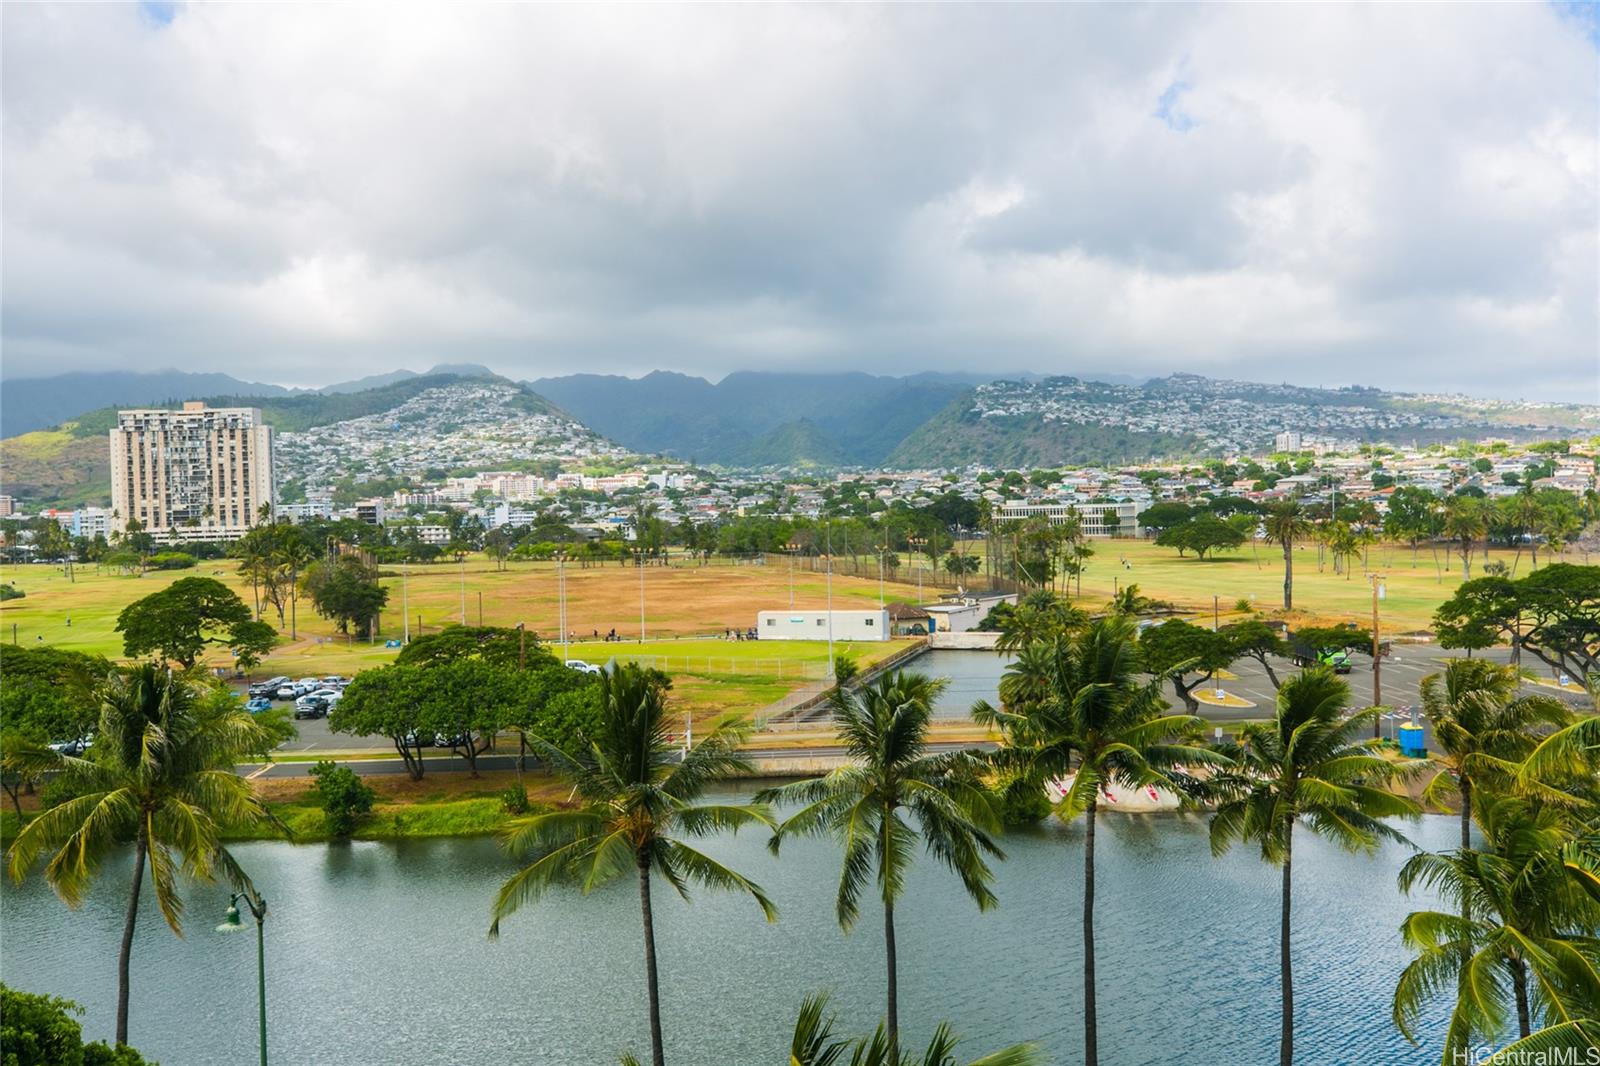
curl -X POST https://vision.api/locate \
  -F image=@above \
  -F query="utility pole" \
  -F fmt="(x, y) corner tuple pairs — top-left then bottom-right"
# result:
(478, 590), (483, 627)
(1213, 594), (1220, 632)
(517, 621), (526, 670)
(459, 554), (467, 625)
(639, 548), (646, 643)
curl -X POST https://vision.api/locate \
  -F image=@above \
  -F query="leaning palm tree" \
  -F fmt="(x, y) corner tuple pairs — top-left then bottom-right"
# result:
(1262, 499), (1313, 611)
(1420, 659), (1571, 850)
(1392, 795), (1600, 1062)
(1209, 668), (1419, 1066)
(5, 665), (278, 1047)
(972, 615), (1217, 1066)
(785, 992), (1040, 1066)
(489, 665), (776, 1066)
(761, 671), (1003, 1059)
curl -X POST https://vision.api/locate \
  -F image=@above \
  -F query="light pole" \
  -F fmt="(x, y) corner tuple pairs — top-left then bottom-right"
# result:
(1369, 572), (1386, 737)
(822, 551), (835, 678)
(401, 564), (409, 644)
(555, 550), (569, 662)
(638, 546), (646, 643)
(908, 535), (926, 603)
(785, 541), (800, 609)
(217, 889), (268, 1066)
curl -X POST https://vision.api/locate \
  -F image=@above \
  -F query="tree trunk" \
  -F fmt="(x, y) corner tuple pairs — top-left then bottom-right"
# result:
(1282, 541), (1293, 611)
(1084, 793), (1099, 1066)
(1510, 957), (1531, 1039)
(1258, 655), (1283, 690)
(117, 833), (149, 1047)
(3, 779), (23, 819)
(638, 854), (666, 1066)
(1279, 827), (1294, 1066)
(884, 896), (899, 1059)
(1173, 677), (1201, 714)
(1459, 776), (1472, 852)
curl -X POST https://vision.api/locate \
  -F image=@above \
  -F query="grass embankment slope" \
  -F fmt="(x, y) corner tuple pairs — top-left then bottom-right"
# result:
(0, 559), (923, 720)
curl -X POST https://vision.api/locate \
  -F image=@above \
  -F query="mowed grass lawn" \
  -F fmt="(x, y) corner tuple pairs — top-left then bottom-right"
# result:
(0, 558), (925, 720)
(1072, 536), (1513, 632)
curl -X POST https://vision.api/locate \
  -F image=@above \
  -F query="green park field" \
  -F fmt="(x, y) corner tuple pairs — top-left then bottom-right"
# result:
(0, 557), (924, 723)
(2, 536), (1576, 722)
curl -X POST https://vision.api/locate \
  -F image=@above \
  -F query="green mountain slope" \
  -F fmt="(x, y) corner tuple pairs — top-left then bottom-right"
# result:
(886, 393), (1203, 468)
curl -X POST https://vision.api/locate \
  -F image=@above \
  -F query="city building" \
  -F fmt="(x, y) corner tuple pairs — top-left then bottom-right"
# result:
(353, 499), (387, 525)
(0, 495), (13, 517)
(1273, 430), (1303, 452)
(109, 402), (274, 542)
(994, 500), (1140, 537)
(755, 609), (889, 642)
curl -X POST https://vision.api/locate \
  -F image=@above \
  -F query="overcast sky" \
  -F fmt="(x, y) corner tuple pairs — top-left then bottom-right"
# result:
(3, 3), (1596, 400)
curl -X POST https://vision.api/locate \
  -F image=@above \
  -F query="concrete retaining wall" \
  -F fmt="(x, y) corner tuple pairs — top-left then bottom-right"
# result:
(928, 631), (1001, 650)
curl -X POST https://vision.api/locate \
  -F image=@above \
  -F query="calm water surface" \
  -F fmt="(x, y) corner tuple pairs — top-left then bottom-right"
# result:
(3, 805), (1454, 1065)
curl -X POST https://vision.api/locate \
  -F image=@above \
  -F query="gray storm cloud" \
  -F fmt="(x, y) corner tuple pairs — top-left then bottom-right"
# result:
(1, 3), (1595, 400)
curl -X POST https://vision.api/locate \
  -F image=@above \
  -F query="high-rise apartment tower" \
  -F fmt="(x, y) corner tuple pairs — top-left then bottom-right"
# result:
(110, 402), (274, 542)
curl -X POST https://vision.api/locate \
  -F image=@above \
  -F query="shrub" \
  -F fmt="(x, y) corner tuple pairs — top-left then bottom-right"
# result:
(1233, 597), (1253, 614)
(500, 785), (530, 815)
(146, 552), (197, 571)
(992, 774), (1052, 828)
(0, 983), (156, 1065)
(0, 583), (24, 601)
(832, 653), (860, 687)
(308, 760), (376, 837)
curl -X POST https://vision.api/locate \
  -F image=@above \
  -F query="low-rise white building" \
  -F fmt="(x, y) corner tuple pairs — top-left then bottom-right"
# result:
(756, 609), (889, 642)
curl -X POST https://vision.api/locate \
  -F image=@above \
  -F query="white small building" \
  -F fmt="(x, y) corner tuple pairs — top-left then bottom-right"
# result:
(756, 609), (890, 642)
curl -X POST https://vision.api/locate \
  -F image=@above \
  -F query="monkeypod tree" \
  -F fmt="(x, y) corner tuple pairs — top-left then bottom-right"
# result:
(115, 577), (276, 668)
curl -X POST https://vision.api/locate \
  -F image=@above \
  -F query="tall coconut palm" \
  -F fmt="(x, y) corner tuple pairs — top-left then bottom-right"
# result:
(972, 615), (1218, 1066)
(761, 671), (1003, 1058)
(1420, 659), (1571, 850)
(4, 665), (278, 1047)
(1392, 796), (1600, 1061)
(1209, 669), (1419, 1066)
(489, 665), (775, 1066)
(1263, 500), (1313, 611)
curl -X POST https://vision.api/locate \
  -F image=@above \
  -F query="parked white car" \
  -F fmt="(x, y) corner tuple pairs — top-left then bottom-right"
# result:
(565, 660), (602, 676)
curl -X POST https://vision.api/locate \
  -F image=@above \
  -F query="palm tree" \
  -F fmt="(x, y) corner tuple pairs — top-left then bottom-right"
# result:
(1209, 669), (1419, 1066)
(994, 590), (1086, 653)
(5, 666), (278, 1046)
(971, 615), (1216, 1066)
(488, 665), (776, 1066)
(1392, 796), (1600, 1060)
(1443, 496), (1488, 580)
(784, 992), (1040, 1066)
(1419, 659), (1571, 850)
(761, 671), (1003, 1058)
(1263, 500), (1313, 610)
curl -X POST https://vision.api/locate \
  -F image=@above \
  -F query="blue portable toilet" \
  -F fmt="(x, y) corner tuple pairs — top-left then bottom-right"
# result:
(1397, 724), (1426, 758)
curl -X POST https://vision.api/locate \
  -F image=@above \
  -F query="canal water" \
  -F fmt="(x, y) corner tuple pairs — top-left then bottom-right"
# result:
(3, 807), (1454, 1065)
(912, 647), (1015, 719)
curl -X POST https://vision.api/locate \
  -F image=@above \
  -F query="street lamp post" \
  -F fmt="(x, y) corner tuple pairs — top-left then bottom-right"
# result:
(1369, 572), (1386, 737)
(217, 889), (268, 1066)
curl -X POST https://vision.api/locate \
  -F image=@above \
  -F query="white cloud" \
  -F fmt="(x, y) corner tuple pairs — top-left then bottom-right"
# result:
(1, 2), (1594, 399)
